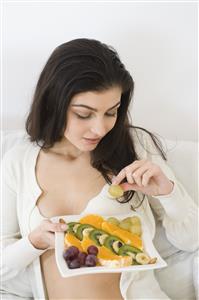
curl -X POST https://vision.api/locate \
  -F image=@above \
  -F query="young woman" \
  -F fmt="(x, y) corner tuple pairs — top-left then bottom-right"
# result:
(2, 38), (198, 299)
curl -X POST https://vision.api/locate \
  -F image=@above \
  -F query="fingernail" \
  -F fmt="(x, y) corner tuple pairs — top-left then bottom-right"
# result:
(61, 224), (67, 230)
(112, 176), (117, 184)
(112, 181), (117, 185)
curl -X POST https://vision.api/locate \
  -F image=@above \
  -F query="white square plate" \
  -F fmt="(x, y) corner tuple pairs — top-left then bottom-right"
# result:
(51, 213), (167, 278)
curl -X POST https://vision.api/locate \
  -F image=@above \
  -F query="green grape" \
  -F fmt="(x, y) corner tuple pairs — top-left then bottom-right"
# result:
(119, 221), (131, 231)
(130, 224), (142, 236)
(107, 217), (120, 226)
(121, 217), (132, 224)
(108, 185), (124, 198)
(130, 216), (141, 225)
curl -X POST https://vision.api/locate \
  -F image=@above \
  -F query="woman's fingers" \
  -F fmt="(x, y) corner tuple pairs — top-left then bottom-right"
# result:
(112, 160), (147, 185)
(45, 232), (56, 248)
(112, 160), (173, 196)
(42, 219), (67, 232)
(142, 169), (156, 186)
(120, 182), (140, 192)
(131, 161), (154, 187)
(29, 219), (68, 250)
(112, 168), (126, 185)
(125, 167), (135, 184)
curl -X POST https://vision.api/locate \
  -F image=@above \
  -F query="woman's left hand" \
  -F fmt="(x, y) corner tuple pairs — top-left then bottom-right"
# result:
(112, 159), (174, 196)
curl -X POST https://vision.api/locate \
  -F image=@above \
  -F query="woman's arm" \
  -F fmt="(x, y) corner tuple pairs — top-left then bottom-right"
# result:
(1, 149), (45, 282)
(112, 129), (198, 252)
(135, 129), (198, 252)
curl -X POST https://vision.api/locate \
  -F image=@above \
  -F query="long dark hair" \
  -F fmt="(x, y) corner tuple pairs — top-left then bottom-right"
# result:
(26, 38), (166, 208)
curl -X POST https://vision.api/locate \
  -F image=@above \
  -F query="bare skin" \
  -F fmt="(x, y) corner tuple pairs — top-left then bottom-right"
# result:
(35, 148), (123, 300)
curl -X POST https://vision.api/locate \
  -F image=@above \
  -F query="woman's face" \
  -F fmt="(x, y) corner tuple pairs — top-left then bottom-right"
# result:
(64, 86), (122, 152)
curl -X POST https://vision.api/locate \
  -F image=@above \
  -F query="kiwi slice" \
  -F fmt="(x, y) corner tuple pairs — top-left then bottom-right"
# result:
(118, 244), (142, 256)
(89, 229), (108, 246)
(67, 222), (81, 234)
(104, 235), (124, 254)
(75, 224), (95, 240)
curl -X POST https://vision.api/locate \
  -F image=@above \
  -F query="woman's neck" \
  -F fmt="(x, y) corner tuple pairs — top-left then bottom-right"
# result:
(46, 137), (90, 161)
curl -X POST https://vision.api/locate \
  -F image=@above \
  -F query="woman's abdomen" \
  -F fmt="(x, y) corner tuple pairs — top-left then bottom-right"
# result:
(41, 249), (123, 299)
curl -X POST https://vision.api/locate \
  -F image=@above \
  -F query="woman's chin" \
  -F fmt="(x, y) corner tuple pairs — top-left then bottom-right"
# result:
(81, 144), (98, 152)
(80, 139), (100, 150)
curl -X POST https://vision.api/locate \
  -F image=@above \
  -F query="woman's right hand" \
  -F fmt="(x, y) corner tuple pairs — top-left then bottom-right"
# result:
(28, 219), (67, 250)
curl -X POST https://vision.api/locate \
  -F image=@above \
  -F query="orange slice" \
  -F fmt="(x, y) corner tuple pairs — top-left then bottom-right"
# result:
(81, 236), (98, 252)
(97, 246), (121, 260)
(101, 221), (143, 250)
(113, 228), (143, 250)
(97, 246), (132, 267)
(79, 214), (105, 229)
(64, 233), (83, 251)
(101, 221), (120, 234)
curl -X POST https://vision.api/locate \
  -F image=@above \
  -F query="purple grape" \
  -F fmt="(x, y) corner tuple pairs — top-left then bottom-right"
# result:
(85, 254), (98, 267)
(63, 246), (79, 261)
(87, 245), (98, 256)
(68, 258), (81, 269)
(78, 252), (87, 266)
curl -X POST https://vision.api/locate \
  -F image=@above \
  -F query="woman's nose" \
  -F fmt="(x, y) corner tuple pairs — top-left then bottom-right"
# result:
(90, 119), (107, 137)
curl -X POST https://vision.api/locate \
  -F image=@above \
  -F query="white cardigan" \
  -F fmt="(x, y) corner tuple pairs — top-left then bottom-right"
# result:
(1, 129), (198, 299)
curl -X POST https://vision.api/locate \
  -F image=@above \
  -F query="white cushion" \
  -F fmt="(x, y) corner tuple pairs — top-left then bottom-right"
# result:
(163, 138), (198, 202)
(2, 130), (29, 156)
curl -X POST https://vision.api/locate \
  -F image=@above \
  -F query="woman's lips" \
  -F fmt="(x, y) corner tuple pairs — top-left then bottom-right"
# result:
(83, 138), (101, 144)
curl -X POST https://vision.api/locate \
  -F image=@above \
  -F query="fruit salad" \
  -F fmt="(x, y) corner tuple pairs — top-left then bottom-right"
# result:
(60, 214), (157, 269)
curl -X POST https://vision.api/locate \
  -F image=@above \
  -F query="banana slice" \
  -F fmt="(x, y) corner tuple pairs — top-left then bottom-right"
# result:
(112, 240), (123, 253)
(73, 224), (80, 233)
(82, 227), (94, 237)
(126, 251), (136, 259)
(135, 253), (150, 265)
(98, 234), (109, 245)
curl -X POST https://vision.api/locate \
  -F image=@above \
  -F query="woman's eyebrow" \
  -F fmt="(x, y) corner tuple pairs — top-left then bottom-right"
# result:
(71, 101), (121, 112)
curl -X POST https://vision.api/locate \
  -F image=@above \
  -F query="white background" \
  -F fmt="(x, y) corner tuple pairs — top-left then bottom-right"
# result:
(2, 1), (197, 141)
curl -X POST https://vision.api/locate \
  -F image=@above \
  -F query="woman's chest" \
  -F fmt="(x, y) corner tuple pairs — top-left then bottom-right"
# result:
(35, 151), (107, 217)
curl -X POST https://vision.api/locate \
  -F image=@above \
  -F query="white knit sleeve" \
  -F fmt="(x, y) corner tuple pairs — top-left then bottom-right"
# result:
(133, 128), (198, 252)
(1, 149), (45, 282)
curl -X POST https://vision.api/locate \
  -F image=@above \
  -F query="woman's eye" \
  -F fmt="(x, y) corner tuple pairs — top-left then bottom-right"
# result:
(75, 113), (91, 119)
(74, 111), (117, 120)
(106, 112), (117, 117)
